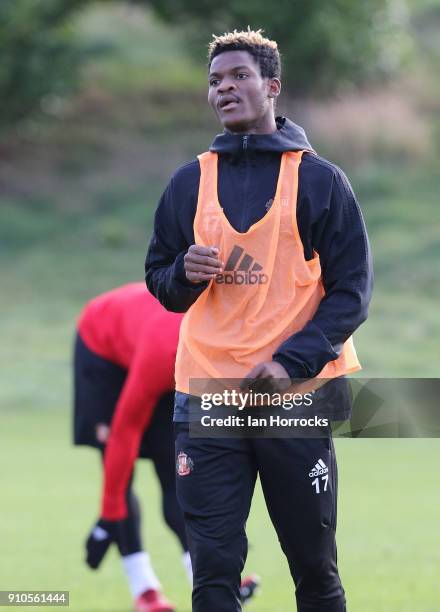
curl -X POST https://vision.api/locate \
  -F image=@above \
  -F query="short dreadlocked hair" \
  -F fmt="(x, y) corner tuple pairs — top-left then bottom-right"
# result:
(208, 28), (281, 79)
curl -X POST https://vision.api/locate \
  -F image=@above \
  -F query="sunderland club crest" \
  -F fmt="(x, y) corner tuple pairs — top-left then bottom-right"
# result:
(177, 451), (194, 476)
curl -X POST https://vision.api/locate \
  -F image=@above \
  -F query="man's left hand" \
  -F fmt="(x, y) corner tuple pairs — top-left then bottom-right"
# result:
(240, 361), (291, 394)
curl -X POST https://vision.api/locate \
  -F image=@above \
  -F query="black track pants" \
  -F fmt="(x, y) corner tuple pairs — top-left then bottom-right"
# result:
(175, 424), (345, 612)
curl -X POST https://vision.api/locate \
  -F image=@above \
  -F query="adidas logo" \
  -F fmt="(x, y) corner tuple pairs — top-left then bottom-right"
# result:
(215, 245), (268, 285)
(309, 459), (328, 478)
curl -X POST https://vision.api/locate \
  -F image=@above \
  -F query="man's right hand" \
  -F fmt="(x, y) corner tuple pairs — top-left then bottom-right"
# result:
(184, 245), (223, 283)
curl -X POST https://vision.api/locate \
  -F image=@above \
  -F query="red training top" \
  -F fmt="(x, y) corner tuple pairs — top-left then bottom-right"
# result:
(78, 283), (183, 520)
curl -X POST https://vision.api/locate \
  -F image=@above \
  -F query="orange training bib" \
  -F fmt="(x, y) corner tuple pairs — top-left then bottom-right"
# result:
(175, 151), (360, 393)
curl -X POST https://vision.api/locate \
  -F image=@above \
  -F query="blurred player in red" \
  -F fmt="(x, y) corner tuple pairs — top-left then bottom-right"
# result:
(73, 283), (259, 612)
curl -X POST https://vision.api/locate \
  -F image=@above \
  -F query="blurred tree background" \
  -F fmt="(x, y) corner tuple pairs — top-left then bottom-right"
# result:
(0, 0), (414, 125)
(1, 2), (440, 611)
(0, 0), (89, 126)
(144, 0), (413, 92)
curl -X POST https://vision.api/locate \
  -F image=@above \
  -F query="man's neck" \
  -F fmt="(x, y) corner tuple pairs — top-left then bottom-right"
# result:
(225, 114), (277, 136)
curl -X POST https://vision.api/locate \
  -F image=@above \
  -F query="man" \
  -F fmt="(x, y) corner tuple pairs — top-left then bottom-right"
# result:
(145, 28), (373, 612)
(74, 283), (185, 612)
(74, 283), (260, 612)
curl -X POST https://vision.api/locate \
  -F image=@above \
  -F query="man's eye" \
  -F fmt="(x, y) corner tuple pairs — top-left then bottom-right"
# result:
(209, 79), (219, 86)
(237, 73), (248, 79)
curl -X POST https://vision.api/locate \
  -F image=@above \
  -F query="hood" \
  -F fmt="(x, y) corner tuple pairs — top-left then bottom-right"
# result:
(209, 116), (314, 156)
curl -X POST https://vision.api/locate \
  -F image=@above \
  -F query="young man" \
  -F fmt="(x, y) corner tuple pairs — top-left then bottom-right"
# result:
(75, 283), (260, 612)
(145, 29), (373, 612)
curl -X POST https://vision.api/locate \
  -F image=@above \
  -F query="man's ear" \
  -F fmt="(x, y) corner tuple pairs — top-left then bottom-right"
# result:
(267, 77), (281, 99)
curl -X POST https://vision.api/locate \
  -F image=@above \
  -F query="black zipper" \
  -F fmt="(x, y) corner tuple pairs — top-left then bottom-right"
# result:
(241, 135), (250, 231)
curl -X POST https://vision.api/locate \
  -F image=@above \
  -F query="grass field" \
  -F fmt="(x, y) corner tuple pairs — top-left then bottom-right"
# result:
(1, 406), (440, 611)
(1, 198), (439, 610)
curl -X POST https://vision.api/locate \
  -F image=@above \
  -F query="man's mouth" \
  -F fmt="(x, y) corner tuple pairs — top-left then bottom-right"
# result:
(218, 96), (240, 111)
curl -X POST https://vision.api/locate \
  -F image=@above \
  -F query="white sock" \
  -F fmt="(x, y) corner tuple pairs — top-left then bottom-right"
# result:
(122, 551), (160, 598)
(182, 550), (193, 585)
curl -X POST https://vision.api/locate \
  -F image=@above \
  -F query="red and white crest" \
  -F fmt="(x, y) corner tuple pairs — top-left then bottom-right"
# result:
(177, 451), (194, 476)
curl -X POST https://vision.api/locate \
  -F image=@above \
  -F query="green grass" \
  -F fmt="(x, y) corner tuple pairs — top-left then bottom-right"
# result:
(1, 407), (439, 611)
(1, 216), (439, 610)
(351, 161), (440, 376)
(1, 196), (438, 610)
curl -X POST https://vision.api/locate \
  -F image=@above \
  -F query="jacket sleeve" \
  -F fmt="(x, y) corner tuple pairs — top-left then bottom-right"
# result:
(145, 169), (208, 312)
(273, 164), (373, 378)
(100, 321), (178, 520)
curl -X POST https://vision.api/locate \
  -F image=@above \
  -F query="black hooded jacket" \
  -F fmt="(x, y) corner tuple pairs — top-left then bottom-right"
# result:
(145, 117), (373, 379)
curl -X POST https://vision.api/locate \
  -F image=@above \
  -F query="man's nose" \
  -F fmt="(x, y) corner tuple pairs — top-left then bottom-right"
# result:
(217, 78), (236, 93)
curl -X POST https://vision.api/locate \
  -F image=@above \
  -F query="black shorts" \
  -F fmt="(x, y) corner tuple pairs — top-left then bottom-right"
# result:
(73, 333), (174, 458)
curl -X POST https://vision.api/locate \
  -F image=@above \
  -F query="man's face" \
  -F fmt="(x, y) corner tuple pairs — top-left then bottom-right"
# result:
(208, 50), (279, 134)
